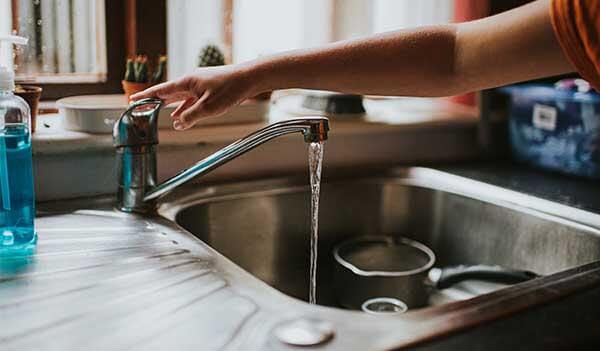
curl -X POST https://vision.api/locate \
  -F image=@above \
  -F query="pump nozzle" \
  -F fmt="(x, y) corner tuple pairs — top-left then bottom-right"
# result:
(0, 35), (28, 92)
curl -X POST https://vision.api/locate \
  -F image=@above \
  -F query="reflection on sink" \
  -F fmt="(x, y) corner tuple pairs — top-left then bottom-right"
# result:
(168, 169), (600, 309)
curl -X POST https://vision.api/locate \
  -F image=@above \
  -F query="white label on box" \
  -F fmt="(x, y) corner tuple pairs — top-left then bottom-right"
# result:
(532, 104), (557, 131)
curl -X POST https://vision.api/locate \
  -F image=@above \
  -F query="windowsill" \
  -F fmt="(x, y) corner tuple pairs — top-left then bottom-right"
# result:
(18, 73), (107, 84)
(34, 114), (270, 156)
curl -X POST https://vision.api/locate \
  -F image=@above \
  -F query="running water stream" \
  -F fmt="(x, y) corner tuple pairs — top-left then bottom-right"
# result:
(308, 141), (324, 304)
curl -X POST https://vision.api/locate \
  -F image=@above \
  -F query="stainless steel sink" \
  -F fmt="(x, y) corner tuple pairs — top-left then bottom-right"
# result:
(10, 167), (597, 350)
(162, 167), (600, 312)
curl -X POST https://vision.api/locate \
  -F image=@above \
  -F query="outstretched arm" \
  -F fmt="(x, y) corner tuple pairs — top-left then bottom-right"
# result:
(252, 0), (572, 96)
(133, 0), (573, 130)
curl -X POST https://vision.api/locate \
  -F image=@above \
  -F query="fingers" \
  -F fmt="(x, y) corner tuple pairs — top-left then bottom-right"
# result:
(174, 93), (226, 130)
(130, 79), (196, 105)
(171, 97), (197, 118)
(130, 81), (177, 101)
(173, 97), (209, 130)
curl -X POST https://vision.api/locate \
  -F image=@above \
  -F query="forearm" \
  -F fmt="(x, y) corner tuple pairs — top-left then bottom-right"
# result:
(249, 26), (460, 97)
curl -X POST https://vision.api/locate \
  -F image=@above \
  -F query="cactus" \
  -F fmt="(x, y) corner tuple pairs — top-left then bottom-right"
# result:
(135, 55), (149, 83)
(124, 59), (136, 82)
(132, 57), (141, 80)
(124, 55), (166, 83)
(152, 55), (167, 84)
(198, 45), (225, 67)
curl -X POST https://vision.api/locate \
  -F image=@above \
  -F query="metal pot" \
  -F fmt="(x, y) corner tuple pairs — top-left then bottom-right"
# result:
(333, 236), (538, 311)
(333, 236), (435, 310)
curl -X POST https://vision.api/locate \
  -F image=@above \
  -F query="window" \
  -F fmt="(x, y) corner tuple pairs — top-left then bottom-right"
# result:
(0, 0), (145, 100)
(370, 0), (454, 33)
(13, 0), (107, 84)
(167, 0), (458, 79)
(167, 0), (226, 79)
(1, 0), (107, 84)
(232, 0), (331, 63)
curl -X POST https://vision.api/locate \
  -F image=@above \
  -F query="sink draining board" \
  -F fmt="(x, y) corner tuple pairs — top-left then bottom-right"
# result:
(0, 210), (262, 351)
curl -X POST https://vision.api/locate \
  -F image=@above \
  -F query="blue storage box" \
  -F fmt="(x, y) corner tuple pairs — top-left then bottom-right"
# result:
(501, 80), (600, 179)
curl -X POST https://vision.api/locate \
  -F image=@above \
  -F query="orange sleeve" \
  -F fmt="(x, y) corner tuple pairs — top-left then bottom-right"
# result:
(550, 0), (600, 90)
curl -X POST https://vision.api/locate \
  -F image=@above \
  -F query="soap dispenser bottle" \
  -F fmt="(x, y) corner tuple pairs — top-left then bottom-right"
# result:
(0, 35), (35, 250)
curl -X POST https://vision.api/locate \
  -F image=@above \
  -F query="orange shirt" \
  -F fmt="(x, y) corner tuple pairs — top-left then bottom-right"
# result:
(551, 0), (600, 90)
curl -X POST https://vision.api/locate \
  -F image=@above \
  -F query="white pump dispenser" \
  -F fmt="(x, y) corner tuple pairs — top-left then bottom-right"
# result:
(0, 35), (28, 92)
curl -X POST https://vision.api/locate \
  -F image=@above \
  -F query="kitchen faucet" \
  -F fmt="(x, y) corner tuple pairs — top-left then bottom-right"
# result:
(113, 98), (329, 213)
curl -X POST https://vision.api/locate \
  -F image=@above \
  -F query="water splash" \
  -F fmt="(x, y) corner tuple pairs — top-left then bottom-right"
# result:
(308, 141), (324, 304)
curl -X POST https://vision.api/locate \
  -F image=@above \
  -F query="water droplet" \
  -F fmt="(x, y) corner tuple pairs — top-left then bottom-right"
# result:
(36, 19), (43, 26)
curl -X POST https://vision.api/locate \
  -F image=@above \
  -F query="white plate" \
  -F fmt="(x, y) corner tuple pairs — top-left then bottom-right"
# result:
(57, 94), (269, 134)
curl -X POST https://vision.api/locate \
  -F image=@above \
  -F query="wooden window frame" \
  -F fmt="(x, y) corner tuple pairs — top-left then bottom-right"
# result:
(11, 0), (166, 101)
(222, 0), (234, 64)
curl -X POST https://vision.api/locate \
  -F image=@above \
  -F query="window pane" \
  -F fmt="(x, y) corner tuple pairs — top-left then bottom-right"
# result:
(233, 0), (330, 63)
(334, 0), (454, 40)
(372, 0), (454, 33)
(12, 0), (107, 83)
(167, 0), (224, 79)
(331, 0), (373, 41)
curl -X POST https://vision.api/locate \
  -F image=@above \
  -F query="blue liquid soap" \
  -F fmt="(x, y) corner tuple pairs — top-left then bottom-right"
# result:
(0, 124), (36, 249)
(0, 35), (35, 252)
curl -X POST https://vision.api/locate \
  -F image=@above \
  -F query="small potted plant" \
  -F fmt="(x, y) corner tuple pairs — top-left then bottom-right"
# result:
(122, 55), (167, 100)
(198, 45), (271, 101)
(14, 84), (42, 133)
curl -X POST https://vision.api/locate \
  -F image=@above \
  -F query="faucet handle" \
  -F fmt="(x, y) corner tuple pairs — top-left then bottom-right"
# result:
(123, 98), (163, 116)
(114, 98), (163, 148)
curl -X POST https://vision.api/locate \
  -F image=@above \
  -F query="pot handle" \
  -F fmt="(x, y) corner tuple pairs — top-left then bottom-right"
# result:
(429, 265), (539, 290)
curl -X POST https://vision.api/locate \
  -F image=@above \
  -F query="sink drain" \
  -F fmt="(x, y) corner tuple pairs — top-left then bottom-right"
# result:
(273, 317), (335, 347)
(361, 297), (408, 315)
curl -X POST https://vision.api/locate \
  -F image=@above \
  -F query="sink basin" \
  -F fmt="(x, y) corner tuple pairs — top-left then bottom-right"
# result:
(164, 168), (600, 310)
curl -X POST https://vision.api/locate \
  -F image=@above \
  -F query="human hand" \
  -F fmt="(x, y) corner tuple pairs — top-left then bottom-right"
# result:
(130, 64), (257, 130)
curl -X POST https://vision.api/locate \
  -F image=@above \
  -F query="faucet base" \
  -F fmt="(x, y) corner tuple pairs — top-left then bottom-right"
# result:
(116, 197), (157, 215)
(115, 145), (158, 214)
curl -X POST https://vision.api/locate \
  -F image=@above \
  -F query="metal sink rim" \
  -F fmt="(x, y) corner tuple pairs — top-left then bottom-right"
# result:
(159, 167), (600, 235)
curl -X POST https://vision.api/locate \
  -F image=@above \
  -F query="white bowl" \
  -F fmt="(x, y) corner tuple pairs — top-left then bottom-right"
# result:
(57, 94), (269, 134)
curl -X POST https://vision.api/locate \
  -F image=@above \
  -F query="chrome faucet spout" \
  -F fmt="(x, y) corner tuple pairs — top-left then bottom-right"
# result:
(113, 98), (329, 213)
(143, 116), (329, 202)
